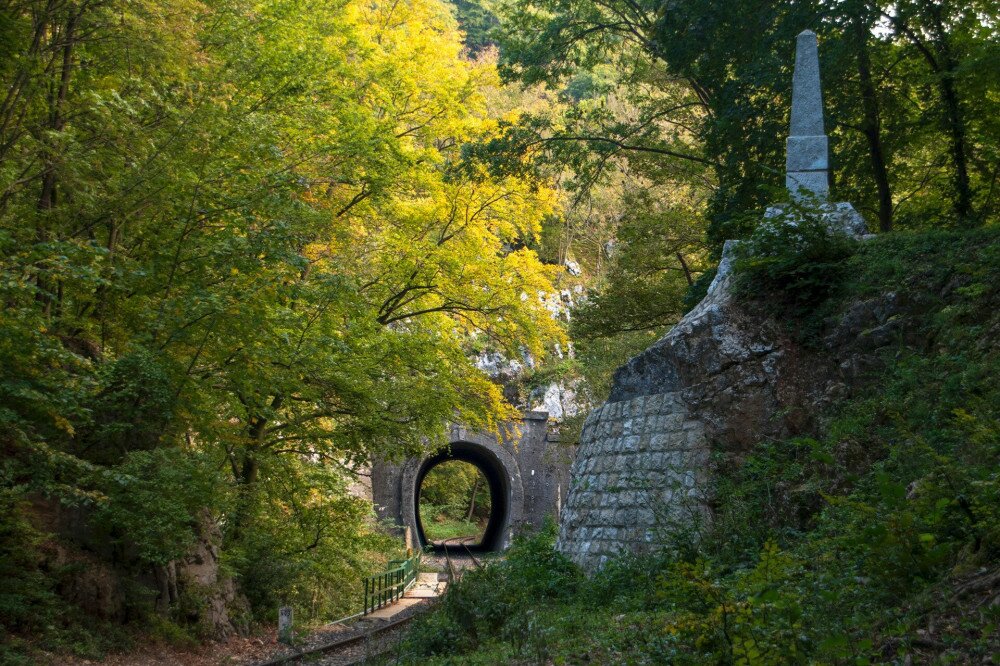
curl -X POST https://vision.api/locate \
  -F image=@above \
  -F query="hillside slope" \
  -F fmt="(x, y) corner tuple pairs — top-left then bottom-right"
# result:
(399, 227), (1000, 665)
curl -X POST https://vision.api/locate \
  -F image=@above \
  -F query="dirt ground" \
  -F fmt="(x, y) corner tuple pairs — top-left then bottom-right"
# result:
(46, 628), (286, 666)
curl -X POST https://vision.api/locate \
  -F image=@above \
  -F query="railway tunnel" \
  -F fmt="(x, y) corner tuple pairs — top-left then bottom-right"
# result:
(412, 440), (515, 552)
(371, 412), (574, 553)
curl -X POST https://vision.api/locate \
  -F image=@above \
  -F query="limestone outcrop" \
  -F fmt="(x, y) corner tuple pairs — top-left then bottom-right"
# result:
(556, 234), (924, 569)
(170, 516), (251, 639)
(558, 248), (809, 568)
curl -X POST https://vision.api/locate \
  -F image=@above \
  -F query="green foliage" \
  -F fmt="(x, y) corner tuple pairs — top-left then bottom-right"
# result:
(707, 229), (1000, 659)
(0, 485), (142, 663)
(495, 0), (1000, 245)
(571, 195), (709, 339)
(499, 520), (581, 600)
(449, 0), (499, 53)
(421, 462), (492, 522)
(145, 614), (200, 650)
(403, 521), (581, 658)
(681, 267), (717, 313)
(733, 211), (859, 339)
(419, 512), (485, 542)
(79, 351), (176, 465)
(226, 457), (399, 624)
(0, 489), (59, 645)
(1, 0), (566, 658)
(419, 461), (492, 541)
(0, 0), (997, 661)
(93, 449), (222, 567)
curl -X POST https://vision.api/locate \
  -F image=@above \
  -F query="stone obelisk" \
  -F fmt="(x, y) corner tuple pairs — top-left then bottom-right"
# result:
(765, 29), (867, 237)
(786, 30), (829, 201)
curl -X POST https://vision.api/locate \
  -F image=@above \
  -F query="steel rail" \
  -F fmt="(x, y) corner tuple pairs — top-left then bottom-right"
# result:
(442, 539), (457, 583)
(252, 611), (423, 666)
(459, 540), (483, 570)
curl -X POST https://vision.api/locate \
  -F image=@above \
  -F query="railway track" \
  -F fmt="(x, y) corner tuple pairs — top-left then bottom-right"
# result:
(253, 607), (426, 666)
(439, 536), (483, 574)
(255, 539), (484, 666)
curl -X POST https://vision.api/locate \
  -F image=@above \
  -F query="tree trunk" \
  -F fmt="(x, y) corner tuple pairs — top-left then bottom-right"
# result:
(675, 252), (693, 286)
(937, 64), (974, 224)
(927, 8), (974, 225)
(902, 2), (975, 225)
(153, 562), (178, 616)
(229, 452), (259, 539)
(853, 16), (893, 232)
(241, 454), (259, 486)
(230, 395), (283, 536)
(466, 475), (480, 522)
(35, 11), (78, 315)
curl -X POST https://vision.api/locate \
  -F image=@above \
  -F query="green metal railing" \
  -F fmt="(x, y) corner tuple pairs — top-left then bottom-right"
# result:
(362, 551), (421, 615)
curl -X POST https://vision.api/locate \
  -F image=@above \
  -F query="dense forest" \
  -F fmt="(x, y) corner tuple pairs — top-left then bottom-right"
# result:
(1, 0), (998, 663)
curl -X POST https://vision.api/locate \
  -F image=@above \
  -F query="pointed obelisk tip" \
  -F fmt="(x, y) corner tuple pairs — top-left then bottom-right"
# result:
(790, 30), (823, 137)
(786, 28), (828, 200)
(769, 28), (868, 235)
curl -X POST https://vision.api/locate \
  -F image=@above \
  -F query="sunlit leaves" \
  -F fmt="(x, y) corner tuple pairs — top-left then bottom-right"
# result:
(0, 0), (565, 630)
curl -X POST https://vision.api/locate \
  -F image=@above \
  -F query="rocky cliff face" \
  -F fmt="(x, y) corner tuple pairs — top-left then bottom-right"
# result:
(557, 241), (915, 571)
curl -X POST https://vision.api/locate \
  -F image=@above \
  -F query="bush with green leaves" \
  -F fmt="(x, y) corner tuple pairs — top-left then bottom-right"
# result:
(733, 210), (859, 338)
(403, 520), (581, 659)
(0, 488), (59, 664)
(0, 483), (145, 663)
(93, 448), (223, 568)
(420, 461), (492, 524)
(76, 351), (177, 466)
(227, 457), (401, 625)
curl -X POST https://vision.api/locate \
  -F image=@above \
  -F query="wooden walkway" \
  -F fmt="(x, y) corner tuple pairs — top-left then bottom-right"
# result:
(363, 572), (445, 620)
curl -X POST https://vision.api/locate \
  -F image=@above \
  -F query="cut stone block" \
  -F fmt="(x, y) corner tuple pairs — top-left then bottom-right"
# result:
(790, 31), (825, 137)
(786, 170), (829, 200)
(786, 135), (828, 172)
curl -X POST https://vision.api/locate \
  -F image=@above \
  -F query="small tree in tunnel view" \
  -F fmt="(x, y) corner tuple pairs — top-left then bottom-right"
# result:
(419, 461), (492, 542)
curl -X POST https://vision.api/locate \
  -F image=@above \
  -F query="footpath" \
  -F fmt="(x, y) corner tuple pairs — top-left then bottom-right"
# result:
(247, 570), (449, 665)
(363, 571), (447, 620)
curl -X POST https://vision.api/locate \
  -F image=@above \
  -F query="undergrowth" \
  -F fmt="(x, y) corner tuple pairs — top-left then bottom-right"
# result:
(733, 210), (859, 342)
(421, 508), (486, 542)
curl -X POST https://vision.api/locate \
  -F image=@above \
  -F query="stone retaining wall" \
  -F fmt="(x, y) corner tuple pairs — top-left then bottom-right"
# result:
(557, 392), (709, 571)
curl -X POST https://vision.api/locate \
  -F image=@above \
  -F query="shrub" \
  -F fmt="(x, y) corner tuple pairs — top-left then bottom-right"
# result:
(226, 457), (400, 626)
(0, 488), (59, 657)
(733, 210), (858, 338)
(681, 266), (717, 312)
(404, 520), (581, 658)
(93, 448), (222, 568)
(0, 485), (138, 663)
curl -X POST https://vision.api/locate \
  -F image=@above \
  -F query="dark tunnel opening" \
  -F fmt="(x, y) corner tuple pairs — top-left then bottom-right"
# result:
(414, 441), (510, 553)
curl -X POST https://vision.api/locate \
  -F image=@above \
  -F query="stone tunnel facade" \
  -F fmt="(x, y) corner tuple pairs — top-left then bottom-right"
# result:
(371, 411), (574, 551)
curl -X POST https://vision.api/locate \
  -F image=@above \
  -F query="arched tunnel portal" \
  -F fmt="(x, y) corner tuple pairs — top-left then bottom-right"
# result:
(408, 440), (521, 552)
(371, 413), (574, 553)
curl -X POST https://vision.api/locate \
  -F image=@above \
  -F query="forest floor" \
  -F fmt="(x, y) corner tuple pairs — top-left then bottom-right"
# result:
(53, 630), (294, 666)
(421, 516), (487, 543)
(50, 569), (458, 666)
